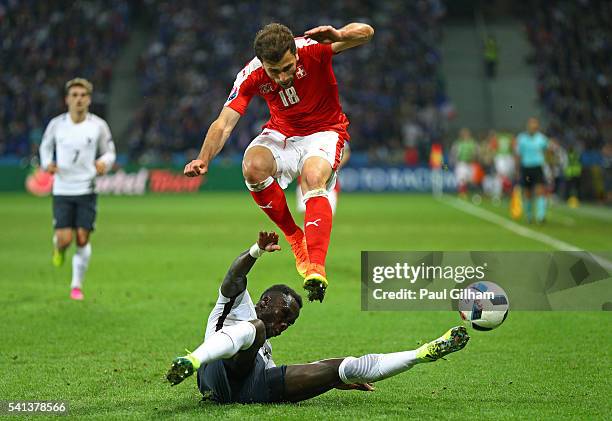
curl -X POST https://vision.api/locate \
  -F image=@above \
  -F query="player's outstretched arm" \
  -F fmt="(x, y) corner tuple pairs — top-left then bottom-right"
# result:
(305, 22), (374, 54)
(184, 106), (241, 177)
(220, 231), (281, 298)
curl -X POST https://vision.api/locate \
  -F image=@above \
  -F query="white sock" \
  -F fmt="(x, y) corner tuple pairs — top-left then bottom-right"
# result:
(296, 185), (306, 213)
(71, 243), (91, 289)
(338, 350), (420, 384)
(191, 322), (256, 365)
(329, 189), (338, 215)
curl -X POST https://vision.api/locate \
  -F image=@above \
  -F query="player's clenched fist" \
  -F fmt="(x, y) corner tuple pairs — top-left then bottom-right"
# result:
(95, 160), (107, 175)
(184, 159), (208, 177)
(45, 162), (59, 174)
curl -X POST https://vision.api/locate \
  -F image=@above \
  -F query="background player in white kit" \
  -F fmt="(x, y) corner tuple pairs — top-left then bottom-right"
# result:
(39, 78), (116, 300)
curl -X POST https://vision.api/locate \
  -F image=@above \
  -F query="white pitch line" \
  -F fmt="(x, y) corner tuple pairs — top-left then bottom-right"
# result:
(557, 204), (612, 222)
(443, 196), (612, 272)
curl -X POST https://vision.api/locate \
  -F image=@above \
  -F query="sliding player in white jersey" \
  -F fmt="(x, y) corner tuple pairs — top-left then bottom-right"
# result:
(166, 231), (470, 404)
(39, 78), (116, 300)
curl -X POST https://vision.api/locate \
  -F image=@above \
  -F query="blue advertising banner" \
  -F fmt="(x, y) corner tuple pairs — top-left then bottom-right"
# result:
(339, 167), (457, 192)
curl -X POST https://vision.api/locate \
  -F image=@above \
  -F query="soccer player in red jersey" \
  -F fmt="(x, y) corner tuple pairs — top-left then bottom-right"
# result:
(184, 23), (374, 302)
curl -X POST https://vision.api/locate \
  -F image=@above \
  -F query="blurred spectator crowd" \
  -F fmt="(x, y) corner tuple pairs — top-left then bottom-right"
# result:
(0, 0), (131, 159)
(2, 0), (607, 203)
(126, 0), (450, 164)
(524, 0), (612, 149)
(0, 0), (450, 165)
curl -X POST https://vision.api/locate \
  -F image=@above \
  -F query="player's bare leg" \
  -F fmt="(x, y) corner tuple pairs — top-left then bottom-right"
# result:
(301, 156), (333, 302)
(283, 358), (346, 402)
(282, 326), (469, 402)
(70, 228), (91, 300)
(52, 228), (72, 267)
(243, 146), (309, 277)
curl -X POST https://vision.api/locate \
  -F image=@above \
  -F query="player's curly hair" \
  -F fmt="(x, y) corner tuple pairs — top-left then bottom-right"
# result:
(254, 23), (296, 63)
(261, 284), (303, 308)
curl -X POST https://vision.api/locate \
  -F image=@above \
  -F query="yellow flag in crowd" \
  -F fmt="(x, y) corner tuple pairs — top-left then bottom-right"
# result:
(510, 186), (523, 220)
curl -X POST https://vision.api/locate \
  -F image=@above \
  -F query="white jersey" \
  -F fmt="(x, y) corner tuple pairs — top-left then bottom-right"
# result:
(205, 288), (275, 369)
(39, 113), (116, 195)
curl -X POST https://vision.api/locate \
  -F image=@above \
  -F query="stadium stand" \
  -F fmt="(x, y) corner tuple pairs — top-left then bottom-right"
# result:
(0, 0), (449, 166)
(0, 0), (131, 159)
(125, 0), (449, 164)
(524, 0), (611, 149)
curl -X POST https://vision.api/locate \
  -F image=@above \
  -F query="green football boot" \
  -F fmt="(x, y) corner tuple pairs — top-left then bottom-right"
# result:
(303, 264), (328, 303)
(52, 248), (65, 267)
(416, 326), (470, 362)
(166, 353), (200, 386)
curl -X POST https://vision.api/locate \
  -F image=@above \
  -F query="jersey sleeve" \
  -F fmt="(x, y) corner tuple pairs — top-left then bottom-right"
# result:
(303, 41), (333, 63)
(204, 289), (257, 340)
(295, 36), (333, 58)
(224, 67), (257, 115)
(97, 119), (116, 170)
(39, 118), (57, 170)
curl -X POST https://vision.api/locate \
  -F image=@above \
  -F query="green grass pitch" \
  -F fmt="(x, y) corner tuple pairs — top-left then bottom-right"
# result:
(1, 192), (610, 419)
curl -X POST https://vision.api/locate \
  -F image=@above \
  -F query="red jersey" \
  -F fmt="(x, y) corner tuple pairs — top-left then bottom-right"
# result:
(224, 38), (350, 141)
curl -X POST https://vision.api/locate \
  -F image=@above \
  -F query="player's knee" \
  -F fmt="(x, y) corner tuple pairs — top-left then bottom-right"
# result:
(302, 171), (326, 190)
(76, 238), (89, 247)
(76, 233), (89, 247)
(242, 155), (274, 184)
(250, 319), (266, 348)
(57, 232), (73, 248)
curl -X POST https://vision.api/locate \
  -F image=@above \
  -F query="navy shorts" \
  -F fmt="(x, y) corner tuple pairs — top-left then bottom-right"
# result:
(52, 194), (97, 231)
(197, 354), (287, 404)
(520, 166), (544, 189)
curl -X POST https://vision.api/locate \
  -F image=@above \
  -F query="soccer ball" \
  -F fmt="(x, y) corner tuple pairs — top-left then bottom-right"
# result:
(458, 281), (509, 331)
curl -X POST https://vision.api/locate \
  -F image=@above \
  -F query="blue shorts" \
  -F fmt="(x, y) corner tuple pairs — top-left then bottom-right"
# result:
(197, 354), (287, 404)
(52, 194), (97, 231)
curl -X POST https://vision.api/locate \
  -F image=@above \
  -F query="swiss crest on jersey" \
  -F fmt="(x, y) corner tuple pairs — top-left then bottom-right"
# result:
(259, 83), (273, 94)
(295, 64), (307, 79)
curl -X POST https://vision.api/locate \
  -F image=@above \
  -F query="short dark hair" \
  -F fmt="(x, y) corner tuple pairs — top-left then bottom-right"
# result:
(261, 284), (303, 308)
(254, 23), (296, 63)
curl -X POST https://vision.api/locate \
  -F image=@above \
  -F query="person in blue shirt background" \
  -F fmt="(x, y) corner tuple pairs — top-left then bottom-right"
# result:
(515, 117), (550, 223)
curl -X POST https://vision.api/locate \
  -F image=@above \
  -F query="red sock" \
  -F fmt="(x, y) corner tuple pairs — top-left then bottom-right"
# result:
(250, 180), (299, 237)
(304, 196), (332, 267)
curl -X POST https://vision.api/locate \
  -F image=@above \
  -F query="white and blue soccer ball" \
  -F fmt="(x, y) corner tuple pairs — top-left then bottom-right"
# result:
(458, 281), (509, 331)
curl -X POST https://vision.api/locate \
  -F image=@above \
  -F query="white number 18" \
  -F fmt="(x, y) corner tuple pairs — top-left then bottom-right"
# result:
(279, 87), (300, 106)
